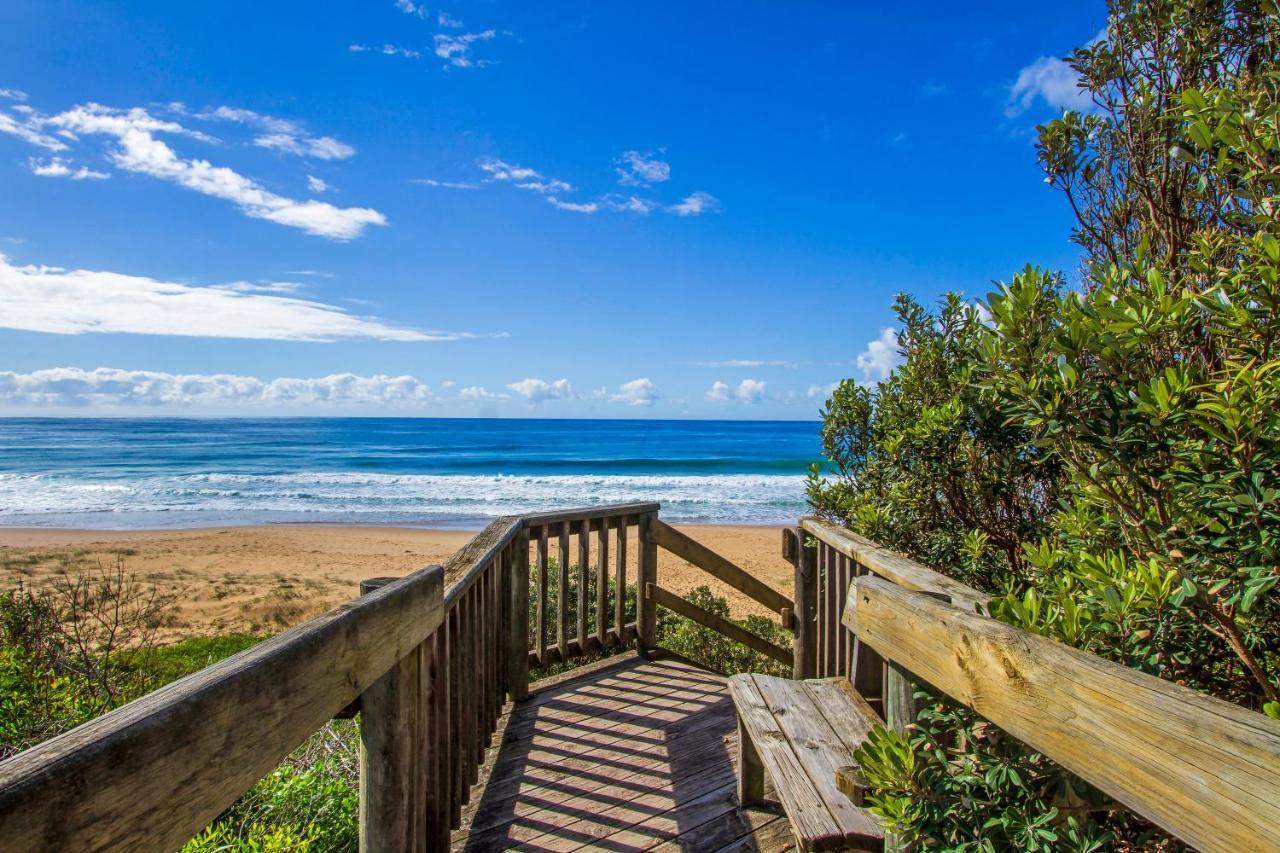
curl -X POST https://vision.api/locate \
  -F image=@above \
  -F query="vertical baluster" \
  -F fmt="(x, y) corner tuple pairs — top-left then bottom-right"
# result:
(447, 606), (462, 823)
(837, 554), (850, 678)
(851, 561), (884, 709)
(433, 623), (452, 842)
(576, 519), (589, 657)
(459, 592), (474, 800)
(536, 526), (548, 667)
(637, 511), (658, 651)
(470, 582), (484, 775)
(824, 546), (838, 677)
(792, 529), (816, 679)
(510, 529), (530, 701)
(420, 629), (443, 849)
(476, 570), (489, 750)
(596, 516), (608, 650)
(614, 518), (627, 643)
(557, 521), (570, 661)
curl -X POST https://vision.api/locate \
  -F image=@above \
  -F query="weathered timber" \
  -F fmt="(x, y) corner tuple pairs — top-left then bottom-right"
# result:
(0, 565), (444, 853)
(803, 517), (987, 614)
(557, 521), (570, 657)
(535, 525), (548, 667)
(650, 518), (793, 617)
(577, 518), (589, 651)
(647, 583), (792, 667)
(614, 518), (627, 636)
(595, 517), (608, 649)
(518, 501), (660, 529)
(637, 511), (658, 650)
(442, 516), (521, 607)
(727, 673), (883, 851)
(509, 529), (530, 701)
(844, 576), (1280, 853)
(359, 577), (422, 853)
(793, 529), (817, 679)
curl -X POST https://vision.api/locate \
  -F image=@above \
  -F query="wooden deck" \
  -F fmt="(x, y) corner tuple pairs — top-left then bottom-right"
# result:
(452, 654), (795, 852)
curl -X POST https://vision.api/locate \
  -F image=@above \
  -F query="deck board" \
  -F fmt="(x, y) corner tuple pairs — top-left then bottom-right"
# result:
(453, 655), (795, 851)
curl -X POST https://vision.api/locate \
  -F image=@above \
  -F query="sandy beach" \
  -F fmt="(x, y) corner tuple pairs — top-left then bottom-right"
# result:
(0, 524), (792, 639)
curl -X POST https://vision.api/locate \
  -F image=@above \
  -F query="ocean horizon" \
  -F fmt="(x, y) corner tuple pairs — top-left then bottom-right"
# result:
(0, 417), (826, 529)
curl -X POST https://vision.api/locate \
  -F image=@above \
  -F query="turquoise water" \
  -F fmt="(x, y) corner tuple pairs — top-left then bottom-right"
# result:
(0, 418), (825, 528)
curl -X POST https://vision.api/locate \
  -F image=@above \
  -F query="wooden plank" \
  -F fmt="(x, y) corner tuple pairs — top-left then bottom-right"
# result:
(510, 530), (530, 701)
(845, 576), (1280, 853)
(637, 512), (658, 650)
(648, 583), (792, 667)
(596, 517), (608, 648)
(822, 546), (837, 677)
(426, 628), (451, 849)
(649, 519), (793, 617)
(737, 716), (765, 805)
(442, 516), (521, 608)
(0, 564), (444, 853)
(726, 675), (846, 849)
(801, 678), (883, 753)
(536, 524), (549, 667)
(558, 521), (571, 657)
(614, 519), (627, 636)
(802, 517), (986, 614)
(793, 531), (816, 679)
(358, 577), (423, 853)
(577, 519), (589, 652)
(518, 501), (660, 528)
(750, 675), (883, 849)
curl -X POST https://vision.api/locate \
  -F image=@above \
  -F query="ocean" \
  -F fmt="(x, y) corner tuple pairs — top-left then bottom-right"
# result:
(0, 418), (826, 529)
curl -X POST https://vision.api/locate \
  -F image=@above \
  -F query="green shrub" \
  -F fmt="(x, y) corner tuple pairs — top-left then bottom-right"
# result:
(656, 585), (791, 677)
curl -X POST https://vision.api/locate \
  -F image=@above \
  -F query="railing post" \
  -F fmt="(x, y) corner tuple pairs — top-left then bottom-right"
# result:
(509, 527), (530, 701)
(792, 529), (817, 679)
(883, 659), (918, 853)
(637, 511), (658, 652)
(358, 576), (422, 853)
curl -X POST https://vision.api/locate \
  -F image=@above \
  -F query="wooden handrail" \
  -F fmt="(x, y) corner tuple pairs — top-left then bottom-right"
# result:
(0, 564), (444, 852)
(518, 501), (660, 528)
(844, 576), (1280, 853)
(645, 583), (792, 667)
(801, 517), (988, 614)
(648, 519), (793, 618)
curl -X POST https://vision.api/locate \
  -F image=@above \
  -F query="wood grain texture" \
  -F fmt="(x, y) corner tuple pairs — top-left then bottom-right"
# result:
(793, 533), (817, 679)
(518, 501), (660, 528)
(509, 530), (530, 701)
(728, 675), (881, 851)
(802, 518), (987, 614)
(638, 511), (658, 650)
(0, 565), (443, 853)
(648, 583), (792, 667)
(650, 519), (793, 617)
(845, 576), (1280, 853)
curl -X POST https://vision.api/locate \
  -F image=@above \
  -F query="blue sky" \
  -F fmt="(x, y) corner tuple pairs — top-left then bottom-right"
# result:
(0, 0), (1104, 418)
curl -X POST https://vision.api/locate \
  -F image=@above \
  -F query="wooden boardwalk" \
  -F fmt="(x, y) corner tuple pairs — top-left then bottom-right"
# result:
(452, 655), (795, 852)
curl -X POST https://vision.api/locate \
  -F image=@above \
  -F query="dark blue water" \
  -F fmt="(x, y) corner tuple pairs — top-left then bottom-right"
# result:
(0, 418), (824, 528)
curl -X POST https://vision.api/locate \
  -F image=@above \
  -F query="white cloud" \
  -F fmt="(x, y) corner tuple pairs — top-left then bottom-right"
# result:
(807, 382), (838, 399)
(394, 0), (429, 18)
(0, 367), (435, 409)
(0, 110), (68, 151)
(200, 106), (356, 160)
(45, 104), (383, 240)
(479, 158), (555, 185)
(0, 253), (460, 341)
(611, 378), (657, 407)
(28, 157), (108, 180)
(671, 191), (721, 216)
(434, 30), (496, 68)
(602, 195), (658, 215)
(307, 175), (328, 193)
(616, 150), (670, 186)
(1006, 56), (1093, 117)
(349, 44), (421, 60)
(855, 327), (901, 384)
(546, 196), (598, 214)
(458, 385), (507, 401)
(707, 379), (766, 403)
(0, 89), (28, 101)
(438, 12), (464, 28)
(507, 377), (572, 403)
(690, 359), (798, 369)
(412, 178), (480, 189)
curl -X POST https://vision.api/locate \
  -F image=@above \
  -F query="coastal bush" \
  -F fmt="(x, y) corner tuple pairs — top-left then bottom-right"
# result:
(812, 0), (1280, 847)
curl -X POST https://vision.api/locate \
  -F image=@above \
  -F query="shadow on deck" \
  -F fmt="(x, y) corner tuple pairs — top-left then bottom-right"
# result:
(452, 654), (795, 852)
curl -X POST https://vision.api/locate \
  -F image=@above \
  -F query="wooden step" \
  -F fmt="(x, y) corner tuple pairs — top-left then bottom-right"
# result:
(728, 674), (884, 852)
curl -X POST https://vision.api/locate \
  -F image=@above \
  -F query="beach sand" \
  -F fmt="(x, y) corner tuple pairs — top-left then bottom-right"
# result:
(0, 524), (792, 639)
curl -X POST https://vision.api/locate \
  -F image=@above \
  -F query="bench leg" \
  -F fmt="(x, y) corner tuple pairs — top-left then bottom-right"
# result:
(736, 716), (765, 806)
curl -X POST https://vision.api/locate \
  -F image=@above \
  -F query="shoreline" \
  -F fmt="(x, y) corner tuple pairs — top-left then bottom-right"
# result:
(0, 522), (793, 638)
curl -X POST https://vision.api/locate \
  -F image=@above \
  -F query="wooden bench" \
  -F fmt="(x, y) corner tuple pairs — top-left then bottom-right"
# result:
(728, 674), (885, 852)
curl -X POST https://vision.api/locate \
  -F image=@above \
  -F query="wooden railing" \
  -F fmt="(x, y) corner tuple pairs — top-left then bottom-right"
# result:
(793, 515), (1280, 853)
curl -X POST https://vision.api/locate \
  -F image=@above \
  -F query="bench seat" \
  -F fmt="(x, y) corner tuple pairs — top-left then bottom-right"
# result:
(727, 674), (884, 852)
